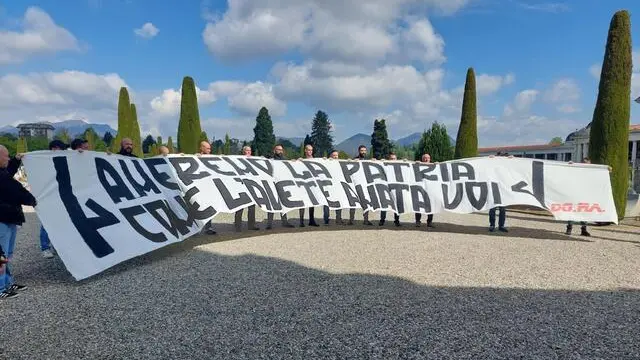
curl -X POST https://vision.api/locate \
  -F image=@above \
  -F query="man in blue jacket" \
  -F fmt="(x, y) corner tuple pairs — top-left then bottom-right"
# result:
(0, 145), (37, 299)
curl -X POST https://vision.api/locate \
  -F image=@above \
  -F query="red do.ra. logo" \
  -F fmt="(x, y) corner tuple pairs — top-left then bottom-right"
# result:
(549, 202), (604, 213)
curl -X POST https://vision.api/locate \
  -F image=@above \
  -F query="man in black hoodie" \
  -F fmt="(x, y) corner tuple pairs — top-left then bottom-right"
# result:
(0, 145), (37, 299)
(266, 144), (295, 229)
(348, 145), (373, 226)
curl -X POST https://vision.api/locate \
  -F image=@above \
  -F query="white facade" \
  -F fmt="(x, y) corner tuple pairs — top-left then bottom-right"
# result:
(478, 123), (640, 191)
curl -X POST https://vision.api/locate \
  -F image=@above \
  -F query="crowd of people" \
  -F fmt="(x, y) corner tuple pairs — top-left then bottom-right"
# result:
(0, 137), (595, 300)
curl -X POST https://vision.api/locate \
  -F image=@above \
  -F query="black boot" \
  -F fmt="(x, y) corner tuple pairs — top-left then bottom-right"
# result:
(580, 226), (590, 236)
(565, 224), (572, 235)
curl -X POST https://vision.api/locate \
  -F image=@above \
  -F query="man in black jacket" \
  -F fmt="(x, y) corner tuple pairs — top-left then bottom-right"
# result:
(266, 144), (295, 229)
(378, 152), (401, 227)
(118, 138), (137, 157)
(0, 145), (37, 299)
(348, 145), (373, 226)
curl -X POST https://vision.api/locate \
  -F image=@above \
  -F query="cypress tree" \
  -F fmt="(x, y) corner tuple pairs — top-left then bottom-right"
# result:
(223, 133), (231, 155)
(112, 87), (132, 152)
(130, 103), (143, 157)
(371, 119), (392, 160)
(309, 110), (334, 157)
(588, 10), (632, 220)
(454, 67), (478, 159)
(252, 107), (276, 156)
(16, 137), (27, 153)
(167, 136), (174, 153)
(199, 131), (209, 144)
(156, 136), (163, 147)
(177, 76), (203, 154)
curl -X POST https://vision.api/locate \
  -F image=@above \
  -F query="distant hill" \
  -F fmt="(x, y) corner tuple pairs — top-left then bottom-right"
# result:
(277, 136), (305, 145)
(393, 132), (456, 147)
(0, 120), (116, 138)
(335, 133), (371, 155)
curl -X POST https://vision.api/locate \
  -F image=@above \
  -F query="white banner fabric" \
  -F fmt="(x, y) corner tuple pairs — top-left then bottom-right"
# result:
(21, 151), (617, 280)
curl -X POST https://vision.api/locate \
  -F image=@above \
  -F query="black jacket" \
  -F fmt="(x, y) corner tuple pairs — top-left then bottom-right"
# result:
(118, 149), (138, 158)
(0, 161), (37, 225)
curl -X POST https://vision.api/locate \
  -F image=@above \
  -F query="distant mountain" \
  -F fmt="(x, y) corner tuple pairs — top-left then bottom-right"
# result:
(277, 136), (305, 145)
(335, 133), (371, 155)
(0, 120), (116, 138)
(0, 125), (18, 135)
(393, 132), (456, 147)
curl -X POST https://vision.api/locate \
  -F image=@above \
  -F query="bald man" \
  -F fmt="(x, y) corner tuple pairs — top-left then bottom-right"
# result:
(118, 138), (137, 158)
(158, 145), (169, 156)
(198, 141), (216, 235)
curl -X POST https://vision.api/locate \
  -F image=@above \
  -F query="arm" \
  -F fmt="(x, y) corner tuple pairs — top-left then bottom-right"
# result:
(6, 157), (22, 177)
(0, 177), (37, 207)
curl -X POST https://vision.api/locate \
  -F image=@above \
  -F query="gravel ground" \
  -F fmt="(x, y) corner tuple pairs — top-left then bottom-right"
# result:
(1, 209), (639, 359)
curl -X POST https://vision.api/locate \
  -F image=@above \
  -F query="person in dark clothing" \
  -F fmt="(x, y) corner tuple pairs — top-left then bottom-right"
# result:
(234, 146), (259, 232)
(39, 140), (69, 259)
(323, 150), (343, 225)
(266, 144), (295, 229)
(565, 157), (594, 236)
(488, 151), (511, 232)
(298, 144), (319, 227)
(348, 145), (373, 226)
(118, 138), (137, 157)
(71, 138), (89, 151)
(379, 152), (401, 227)
(416, 153), (435, 228)
(0, 145), (37, 299)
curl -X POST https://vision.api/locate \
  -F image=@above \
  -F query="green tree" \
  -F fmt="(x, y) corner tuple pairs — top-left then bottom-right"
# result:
(83, 127), (104, 150)
(16, 137), (28, 153)
(102, 131), (114, 147)
(251, 107), (276, 156)
(142, 134), (156, 153)
(177, 76), (203, 154)
(112, 87), (132, 152)
(309, 110), (333, 157)
(588, 10), (632, 220)
(303, 134), (312, 146)
(156, 136), (163, 147)
(148, 144), (158, 157)
(371, 119), (392, 160)
(223, 133), (231, 155)
(199, 131), (209, 144)
(338, 150), (350, 159)
(415, 122), (454, 162)
(130, 103), (143, 157)
(549, 137), (563, 145)
(299, 141), (305, 158)
(454, 67), (478, 159)
(0, 134), (17, 156)
(167, 136), (175, 153)
(55, 129), (71, 144)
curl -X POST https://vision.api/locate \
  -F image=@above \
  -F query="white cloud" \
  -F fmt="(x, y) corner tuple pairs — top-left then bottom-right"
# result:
(518, 2), (570, 13)
(134, 22), (159, 39)
(201, 0), (467, 64)
(476, 73), (515, 96)
(149, 86), (216, 116)
(544, 78), (580, 103)
(503, 89), (538, 116)
(225, 81), (287, 117)
(0, 7), (79, 64)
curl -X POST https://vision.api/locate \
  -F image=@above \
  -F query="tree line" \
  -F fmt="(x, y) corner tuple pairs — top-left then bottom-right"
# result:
(3, 10), (631, 220)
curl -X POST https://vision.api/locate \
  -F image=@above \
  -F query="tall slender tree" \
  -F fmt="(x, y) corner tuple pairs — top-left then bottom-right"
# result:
(167, 136), (175, 153)
(252, 107), (276, 156)
(223, 133), (231, 155)
(156, 136), (163, 147)
(177, 76), (203, 154)
(102, 131), (114, 147)
(16, 137), (28, 153)
(142, 134), (156, 153)
(130, 103), (143, 157)
(588, 10), (632, 220)
(112, 87), (132, 152)
(454, 67), (478, 159)
(309, 110), (334, 157)
(371, 119), (392, 160)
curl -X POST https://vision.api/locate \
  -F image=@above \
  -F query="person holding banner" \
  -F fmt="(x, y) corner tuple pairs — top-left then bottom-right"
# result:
(39, 140), (69, 259)
(298, 144), (320, 227)
(0, 145), (37, 299)
(266, 144), (295, 229)
(488, 152), (510, 232)
(348, 145), (374, 226)
(158, 145), (170, 155)
(234, 146), (259, 232)
(323, 150), (343, 225)
(117, 138), (137, 157)
(565, 157), (593, 236)
(379, 152), (401, 227)
(198, 141), (217, 235)
(416, 153), (435, 229)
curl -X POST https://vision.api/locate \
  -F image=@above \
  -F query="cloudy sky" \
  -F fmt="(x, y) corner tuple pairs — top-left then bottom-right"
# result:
(1, 0), (639, 146)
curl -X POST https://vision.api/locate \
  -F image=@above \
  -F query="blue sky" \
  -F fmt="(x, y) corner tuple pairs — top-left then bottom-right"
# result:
(1, 0), (639, 146)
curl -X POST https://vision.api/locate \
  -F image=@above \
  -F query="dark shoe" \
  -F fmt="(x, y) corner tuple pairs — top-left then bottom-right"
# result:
(565, 225), (572, 235)
(415, 221), (421, 227)
(427, 222), (435, 228)
(498, 227), (508, 233)
(0, 290), (18, 299)
(336, 219), (344, 225)
(266, 225), (273, 230)
(364, 221), (374, 226)
(324, 220), (329, 225)
(347, 220), (354, 225)
(283, 223), (295, 228)
(581, 227), (591, 236)
(378, 220), (385, 226)
(206, 229), (216, 235)
(394, 221), (401, 227)
(8, 284), (27, 292)
(299, 222), (305, 228)
(250, 227), (260, 231)
(489, 226), (495, 232)
(309, 221), (320, 227)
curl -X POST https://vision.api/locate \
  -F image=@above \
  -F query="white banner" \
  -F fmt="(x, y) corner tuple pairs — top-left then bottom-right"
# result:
(21, 151), (617, 280)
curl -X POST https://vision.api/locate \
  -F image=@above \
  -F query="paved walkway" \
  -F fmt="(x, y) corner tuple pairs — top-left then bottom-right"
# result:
(1, 210), (639, 359)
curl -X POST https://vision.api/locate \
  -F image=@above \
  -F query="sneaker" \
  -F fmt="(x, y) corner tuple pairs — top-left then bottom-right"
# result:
(489, 226), (495, 232)
(498, 227), (508, 233)
(309, 221), (319, 227)
(0, 290), (18, 299)
(8, 284), (27, 292)
(364, 221), (374, 226)
(415, 222), (421, 227)
(581, 228), (591, 237)
(394, 221), (401, 227)
(42, 249), (54, 259)
(378, 220), (385, 226)
(565, 226), (572, 235)
(427, 222), (435, 228)
(205, 229), (217, 235)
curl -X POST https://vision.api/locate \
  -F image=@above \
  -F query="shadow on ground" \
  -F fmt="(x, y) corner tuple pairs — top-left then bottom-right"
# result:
(2, 249), (639, 359)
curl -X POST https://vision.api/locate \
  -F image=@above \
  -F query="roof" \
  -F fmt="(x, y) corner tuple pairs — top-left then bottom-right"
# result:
(478, 144), (567, 154)
(16, 122), (55, 130)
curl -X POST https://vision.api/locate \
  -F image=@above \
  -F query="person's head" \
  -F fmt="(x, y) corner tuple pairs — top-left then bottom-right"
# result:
(421, 153), (431, 163)
(120, 138), (134, 154)
(273, 144), (284, 155)
(357, 145), (367, 157)
(199, 141), (211, 155)
(388, 152), (397, 160)
(329, 150), (339, 159)
(48, 139), (68, 151)
(304, 144), (313, 158)
(583, 157), (591, 164)
(71, 138), (89, 151)
(158, 145), (169, 155)
(242, 146), (252, 156)
(0, 145), (8, 169)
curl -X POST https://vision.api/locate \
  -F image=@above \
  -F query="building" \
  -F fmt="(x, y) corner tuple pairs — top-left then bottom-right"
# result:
(479, 122), (640, 191)
(16, 122), (55, 140)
